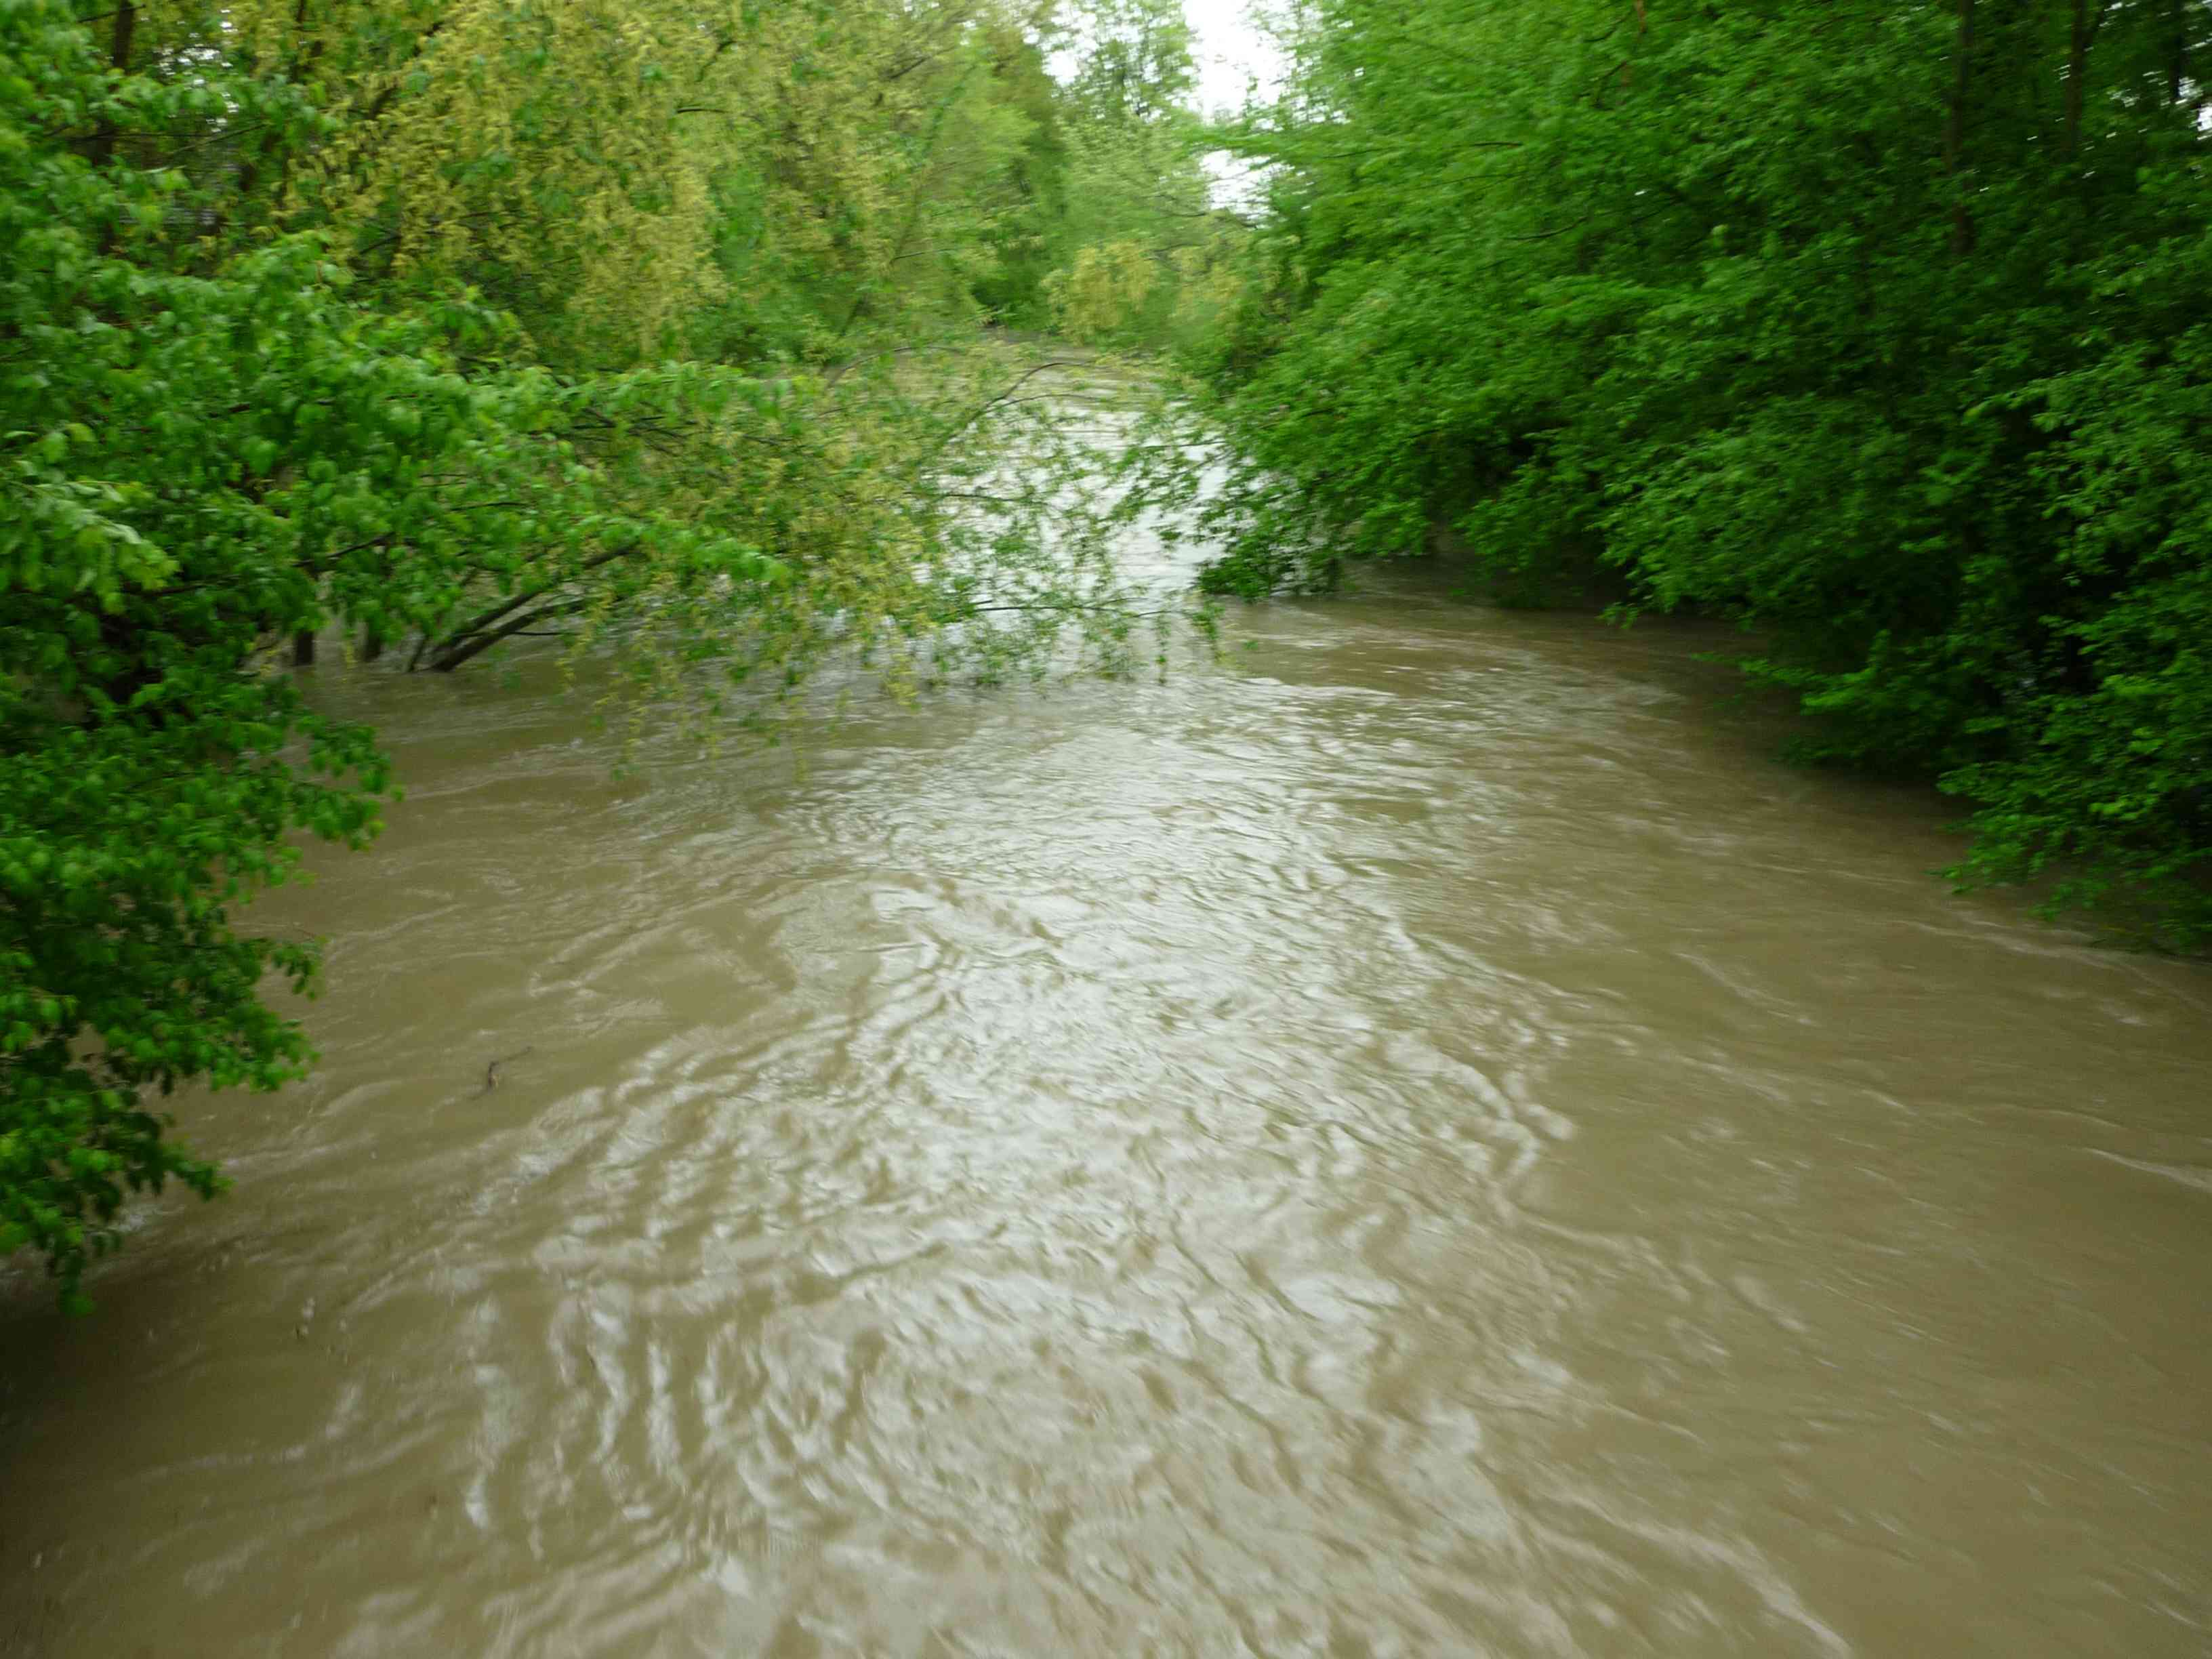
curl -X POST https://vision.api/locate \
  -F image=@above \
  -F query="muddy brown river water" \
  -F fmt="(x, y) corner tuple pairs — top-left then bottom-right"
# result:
(4, 569), (2211, 1657)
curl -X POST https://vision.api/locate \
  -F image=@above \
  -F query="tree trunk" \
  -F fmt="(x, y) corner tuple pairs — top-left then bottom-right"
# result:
(82, 5), (137, 170)
(427, 602), (587, 672)
(2066, 0), (2089, 154)
(413, 545), (640, 672)
(292, 630), (316, 668)
(2173, 0), (2191, 106)
(1945, 0), (1976, 256)
(2066, 1), (2121, 155)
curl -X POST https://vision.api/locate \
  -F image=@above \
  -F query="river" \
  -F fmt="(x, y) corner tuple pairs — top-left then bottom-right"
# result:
(4, 560), (2210, 1656)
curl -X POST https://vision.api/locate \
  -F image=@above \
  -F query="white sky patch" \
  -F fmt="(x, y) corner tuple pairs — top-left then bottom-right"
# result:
(1182, 0), (1285, 121)
(1047, 3), (1285, 209)
(1177, 0), (1284, 208)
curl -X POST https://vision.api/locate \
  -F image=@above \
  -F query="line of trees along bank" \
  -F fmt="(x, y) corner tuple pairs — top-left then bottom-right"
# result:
(1182, 0), (2212, 948)
(1, 0), (1217, 1305)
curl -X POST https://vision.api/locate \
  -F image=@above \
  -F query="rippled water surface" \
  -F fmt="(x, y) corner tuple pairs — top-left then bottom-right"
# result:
(5, 572), (2211, 1657)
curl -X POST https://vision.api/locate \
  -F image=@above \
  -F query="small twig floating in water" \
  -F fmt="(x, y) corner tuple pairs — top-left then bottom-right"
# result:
(481, 1046), (535, 1094)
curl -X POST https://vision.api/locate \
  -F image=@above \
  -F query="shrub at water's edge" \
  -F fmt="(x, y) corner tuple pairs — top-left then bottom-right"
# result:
(1176, 0), (2212, 949)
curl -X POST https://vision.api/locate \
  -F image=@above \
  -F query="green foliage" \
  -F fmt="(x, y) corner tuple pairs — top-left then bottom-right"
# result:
(2, 0), (1176, 1303)
(1176, 0), (2212, 946)
(2, 0), (364, 1298)
(1057, 0), (1195, 125)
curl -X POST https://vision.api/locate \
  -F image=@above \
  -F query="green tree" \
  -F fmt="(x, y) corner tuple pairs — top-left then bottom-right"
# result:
(2, 0), (1158, 1303)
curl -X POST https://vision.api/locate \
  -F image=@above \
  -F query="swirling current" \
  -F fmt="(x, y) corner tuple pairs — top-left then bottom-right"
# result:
(4, 567), (2210, 1657)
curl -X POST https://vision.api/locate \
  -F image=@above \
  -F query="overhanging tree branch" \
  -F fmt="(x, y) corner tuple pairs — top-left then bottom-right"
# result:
(417, 543), (641, 671)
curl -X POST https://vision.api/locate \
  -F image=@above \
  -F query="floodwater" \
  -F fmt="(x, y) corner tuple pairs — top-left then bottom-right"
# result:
(4, 567), (2210, 1657)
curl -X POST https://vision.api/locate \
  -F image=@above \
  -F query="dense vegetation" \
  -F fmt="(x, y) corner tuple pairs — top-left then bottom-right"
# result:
(1, 0), (1211, 1304)
(1180, 0), (2212, 947)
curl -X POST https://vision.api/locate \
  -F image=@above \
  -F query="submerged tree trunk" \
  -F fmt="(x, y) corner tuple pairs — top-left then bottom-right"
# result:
(415, 544), (640, 672)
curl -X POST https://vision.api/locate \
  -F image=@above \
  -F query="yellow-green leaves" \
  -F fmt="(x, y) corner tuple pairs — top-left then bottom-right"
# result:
(1047, 239), (1158, 340)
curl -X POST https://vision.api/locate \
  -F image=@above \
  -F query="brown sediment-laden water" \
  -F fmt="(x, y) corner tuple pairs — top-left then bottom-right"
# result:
(4, 560), (2209, 1656)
